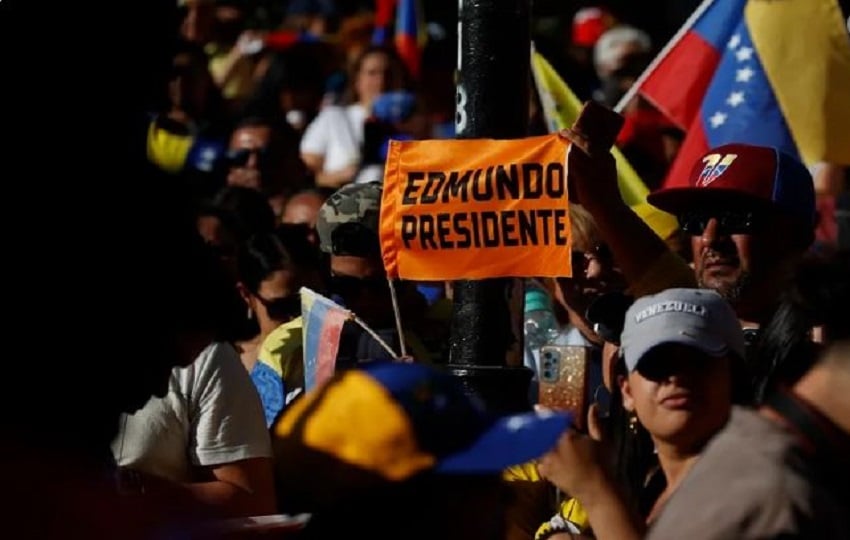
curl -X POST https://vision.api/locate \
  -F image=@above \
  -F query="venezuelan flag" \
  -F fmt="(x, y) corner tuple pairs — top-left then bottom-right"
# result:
(372, 0), (397, 45)
(252, 318), (303, 427)
(395, 0), (427, 79)
(637, 0), (850, 189)
(301, 287), (351, 391)
(530, 47), (679, 240)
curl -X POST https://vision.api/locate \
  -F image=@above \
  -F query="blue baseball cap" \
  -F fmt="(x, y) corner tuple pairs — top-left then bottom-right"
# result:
(274, 362), (570, 482)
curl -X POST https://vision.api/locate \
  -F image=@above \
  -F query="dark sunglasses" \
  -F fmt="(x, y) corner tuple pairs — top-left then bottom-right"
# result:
(255, 294), (301, 321)
(330, 222), (380, 257)
(678, 209), (760, 236)
(226, 147), (271, 168)
(329, 274), (387, 298)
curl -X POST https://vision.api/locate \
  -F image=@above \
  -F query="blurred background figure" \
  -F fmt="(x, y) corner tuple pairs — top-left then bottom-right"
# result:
(225, 115), (308, 214)
(300, 45), (409, 188)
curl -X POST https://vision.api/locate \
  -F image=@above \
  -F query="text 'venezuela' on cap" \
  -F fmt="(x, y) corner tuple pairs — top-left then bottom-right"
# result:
(619, 288), (745, 372)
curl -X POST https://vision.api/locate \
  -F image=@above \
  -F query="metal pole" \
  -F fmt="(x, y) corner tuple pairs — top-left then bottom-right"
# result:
(447, 0), (533, 415)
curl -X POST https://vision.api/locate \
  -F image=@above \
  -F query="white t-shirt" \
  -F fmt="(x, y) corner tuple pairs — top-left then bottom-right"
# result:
(111, 342), (272, 483)
(300, 104), (367, 174)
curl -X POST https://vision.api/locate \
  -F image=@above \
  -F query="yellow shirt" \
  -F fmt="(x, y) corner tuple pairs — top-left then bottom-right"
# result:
(259, 317), (304, 387)
(503, 463), (591, 537)
(252, 318), (303, 426)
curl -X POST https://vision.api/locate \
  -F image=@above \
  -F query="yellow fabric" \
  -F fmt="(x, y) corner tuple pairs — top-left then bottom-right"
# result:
(146, 121), (192, 174)
(746, 0), (850, 166)
(274, 377), (321, 435)
(275, 371), (435, 481)
(503, 461), (542, 482)
(259, 317), (303, 379)
(627, 249), (697, 299)
(531, 46), (679, 240)
(208, 51), (256, 101)
(559, 498), (590, 532)
(504, 462), (592, 537)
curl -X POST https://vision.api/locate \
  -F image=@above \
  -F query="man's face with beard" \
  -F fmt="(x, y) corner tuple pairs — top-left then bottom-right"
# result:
(684, 206), (800, 318)
(691, 217), (753, 303)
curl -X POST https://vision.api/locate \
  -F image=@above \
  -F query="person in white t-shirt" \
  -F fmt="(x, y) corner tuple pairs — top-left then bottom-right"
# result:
(299, 45), (407, 188)
(112, 341), (275, 518)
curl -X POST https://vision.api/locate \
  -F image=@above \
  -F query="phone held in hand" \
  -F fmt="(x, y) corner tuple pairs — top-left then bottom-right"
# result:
(572, 100), (625, 152)
(538, 345), (591, 432)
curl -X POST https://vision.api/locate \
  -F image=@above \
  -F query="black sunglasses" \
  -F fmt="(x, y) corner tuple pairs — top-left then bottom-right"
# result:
(330, 222), (381, 257)
(226, 147), (271, 168)
(678, 209), (761, 236)
(255, 294), (301, 321)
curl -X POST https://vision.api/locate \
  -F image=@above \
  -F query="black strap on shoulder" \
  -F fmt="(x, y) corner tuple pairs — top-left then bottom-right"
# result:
(765, 388), (850, 465)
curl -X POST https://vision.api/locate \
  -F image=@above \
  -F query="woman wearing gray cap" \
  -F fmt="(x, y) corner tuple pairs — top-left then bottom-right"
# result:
(537, 288), (745, 540)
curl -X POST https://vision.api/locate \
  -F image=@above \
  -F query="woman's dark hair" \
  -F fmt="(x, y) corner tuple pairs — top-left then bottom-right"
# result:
(603, 356), (659, 519)
(752, 250), (850, 401)
(200, 186), (276, 243)
(237, 225), (320, 294)
(236, 232), (297, 294)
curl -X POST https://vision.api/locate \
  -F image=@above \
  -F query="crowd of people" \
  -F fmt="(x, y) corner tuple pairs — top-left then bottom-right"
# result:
(3, 0), (848, 539)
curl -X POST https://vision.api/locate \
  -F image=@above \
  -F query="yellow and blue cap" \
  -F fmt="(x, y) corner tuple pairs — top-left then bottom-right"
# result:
(274, 362), (570, 506)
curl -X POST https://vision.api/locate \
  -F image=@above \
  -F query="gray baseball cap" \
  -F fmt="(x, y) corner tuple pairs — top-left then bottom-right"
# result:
(620, 288), (745, 372)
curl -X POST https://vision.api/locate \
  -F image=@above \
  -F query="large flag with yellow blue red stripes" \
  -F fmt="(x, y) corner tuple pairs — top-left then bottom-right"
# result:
(635, 0), (850, 188)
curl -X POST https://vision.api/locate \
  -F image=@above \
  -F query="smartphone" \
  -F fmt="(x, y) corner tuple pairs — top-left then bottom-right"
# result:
(566, 101), (625, 203)
(538, 345), (591, 431)
(572, 100), (625, 151)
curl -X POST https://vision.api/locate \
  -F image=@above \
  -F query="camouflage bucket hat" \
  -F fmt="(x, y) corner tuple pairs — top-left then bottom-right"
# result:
(317, 182), (383, 256)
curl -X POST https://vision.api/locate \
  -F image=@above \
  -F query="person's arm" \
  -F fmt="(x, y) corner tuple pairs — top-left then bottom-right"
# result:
(538, 430), (645, 540)
(185, 458), (276, 517)
(122, 459), (276, 519)
(559, 129), (695, 296)
(299, 107), (355, 188)
(301, 146), (359, 189)
(313, 163), (359, 188)
(189, 343), (277, 517)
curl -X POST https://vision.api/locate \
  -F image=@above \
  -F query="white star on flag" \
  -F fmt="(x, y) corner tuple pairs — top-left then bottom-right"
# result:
(709, 111), (728, 129)
(736, 67), (755, 83)
(726, 91), (745, 107)
(727, 34), (741, 49)
(735, 46), (754, 62)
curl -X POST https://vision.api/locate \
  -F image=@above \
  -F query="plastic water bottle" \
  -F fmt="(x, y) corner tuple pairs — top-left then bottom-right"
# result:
(524, 287), (560, 352)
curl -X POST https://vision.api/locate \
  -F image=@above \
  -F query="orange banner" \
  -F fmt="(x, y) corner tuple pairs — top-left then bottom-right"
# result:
(380, 133), (572, 280)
